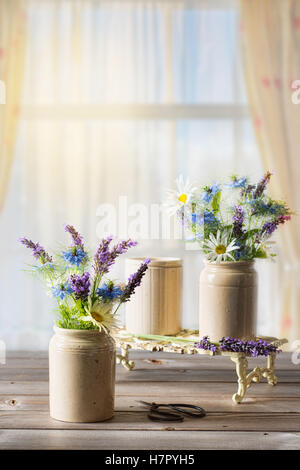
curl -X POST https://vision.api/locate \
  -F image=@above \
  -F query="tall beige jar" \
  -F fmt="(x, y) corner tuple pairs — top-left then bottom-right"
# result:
(199, 261), (257, 342)
(125, 257), (182, 335)
(49, 327), (115, 423)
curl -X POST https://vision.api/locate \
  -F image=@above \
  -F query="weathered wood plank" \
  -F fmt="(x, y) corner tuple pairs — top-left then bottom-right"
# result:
(0, 429), (299, 450)
(1, 368), (299, 383)
(1, 380), (300, 399)
(1, 410), (300, 432)
(1, 394), (300, 413)
(4, 351), (297, 369)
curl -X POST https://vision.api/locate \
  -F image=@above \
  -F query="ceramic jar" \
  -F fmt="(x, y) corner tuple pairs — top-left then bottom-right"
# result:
(199, 261), (257, 342)
(125, 257), (182, 335)
(49, 327), (115, 423)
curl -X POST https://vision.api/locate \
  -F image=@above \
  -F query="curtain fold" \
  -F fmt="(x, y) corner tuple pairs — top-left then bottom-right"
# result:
(240, 0), (300, 345)
(0, 0), (27, 211)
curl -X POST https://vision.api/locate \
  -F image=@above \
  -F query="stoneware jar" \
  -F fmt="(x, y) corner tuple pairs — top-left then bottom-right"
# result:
(199, 261), (257, 342)
(49, 327), (116, 423)
(125, 257), (182, 335)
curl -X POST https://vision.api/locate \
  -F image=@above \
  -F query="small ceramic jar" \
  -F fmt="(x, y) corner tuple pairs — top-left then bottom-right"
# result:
(125, 257), (182, 335)
(199, 261), (257, 342)
(49, 327), (115, 422)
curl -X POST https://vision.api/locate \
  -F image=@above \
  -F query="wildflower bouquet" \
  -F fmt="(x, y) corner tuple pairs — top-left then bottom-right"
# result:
(20, 225), (150, 333)
(166, 172), (292, 263)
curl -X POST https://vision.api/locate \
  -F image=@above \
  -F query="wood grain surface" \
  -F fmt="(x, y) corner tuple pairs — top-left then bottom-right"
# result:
(0, 350), (300, 450)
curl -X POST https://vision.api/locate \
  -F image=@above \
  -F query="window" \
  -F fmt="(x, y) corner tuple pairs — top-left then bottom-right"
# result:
(2, 0), (264, 348)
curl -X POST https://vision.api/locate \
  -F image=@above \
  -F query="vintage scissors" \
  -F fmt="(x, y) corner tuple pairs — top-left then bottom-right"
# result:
(136, 400), (206, 422)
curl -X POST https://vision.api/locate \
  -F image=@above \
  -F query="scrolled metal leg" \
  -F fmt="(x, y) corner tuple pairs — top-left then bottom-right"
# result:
(231, 354), (248, 404)
(264, 352), (278, 385)
(116, 343), (135, 370)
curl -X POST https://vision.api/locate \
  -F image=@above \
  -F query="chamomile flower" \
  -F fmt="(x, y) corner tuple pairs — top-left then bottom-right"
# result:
(165, 175), (196, 215)
(82, 300), (120, 333)
(202, 230), (239, 264)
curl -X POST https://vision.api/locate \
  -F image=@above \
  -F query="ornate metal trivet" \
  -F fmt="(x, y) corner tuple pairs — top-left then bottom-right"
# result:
(114, 329), (288, 404)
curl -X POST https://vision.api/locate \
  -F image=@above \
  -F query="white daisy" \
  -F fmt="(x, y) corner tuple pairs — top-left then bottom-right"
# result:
(202, 230), (239, 264)
(165, 175), (197, 215)
(82, 300), (120, 333)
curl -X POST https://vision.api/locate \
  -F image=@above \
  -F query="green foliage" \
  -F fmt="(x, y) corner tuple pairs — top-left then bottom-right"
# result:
(56, 303), (98, 330)
(211, 191), (221, 214)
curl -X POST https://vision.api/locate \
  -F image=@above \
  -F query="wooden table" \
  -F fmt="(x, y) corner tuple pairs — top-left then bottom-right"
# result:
(0, 350), (300, 450)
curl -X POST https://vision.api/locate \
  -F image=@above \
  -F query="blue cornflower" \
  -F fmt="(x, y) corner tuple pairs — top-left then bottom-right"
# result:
(227, 176), (247, 189)
(234, 249), (245, 261)
(97, 283), (124, 301)
(62, 247), (87, 267)
(204, 210), (217, 225)
(233, 240), (247, 261)
(201, 183), (220, 203)
(259, 202), (285, 215)
(52, 282), (73, 300)
(192, 210), (217, 226)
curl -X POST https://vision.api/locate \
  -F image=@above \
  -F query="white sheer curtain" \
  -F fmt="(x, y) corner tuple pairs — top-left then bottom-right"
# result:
(1, 0), (270, 350)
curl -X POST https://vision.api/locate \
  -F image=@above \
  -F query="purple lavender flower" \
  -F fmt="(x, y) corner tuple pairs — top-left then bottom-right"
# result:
(64, 224), (84, 249)
(19, 238), (52, 264)
(93, 235), (114, 275)
(195, 335), (280, 356)
(253, 171), (272, 199)
(261, 221), (277, 236)
(232, 205), (244, 238)
(120, 258), (151, 302)
(94, 237), (137, 275)
(69, 272), (90, 300)
(195, 336), (217, 353)
(261, 214), (291, 237)
(219, 336), (280, 357)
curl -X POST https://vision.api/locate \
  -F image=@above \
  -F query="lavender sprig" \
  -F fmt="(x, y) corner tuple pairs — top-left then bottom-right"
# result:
(253, 171), (272, 199)
(120, 258), (151, 303)
(195, 336), (218, 353)
(195, 336), (281, 356)
(64, 224), (84, 249)
(69, 272), (90, 301)
(261, 214), (291, 237)
(232, 205), (244, 238)
(93, 235), (114, 275)
(19, 238), (52, 264)
(94, 237), (137, 276)
(219, 336), (280, 357)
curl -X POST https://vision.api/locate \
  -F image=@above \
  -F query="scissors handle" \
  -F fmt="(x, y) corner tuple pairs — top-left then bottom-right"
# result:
(135, 401), (206, 421)
(148, 409), (184, 422)
(169, 404), (206, 417)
